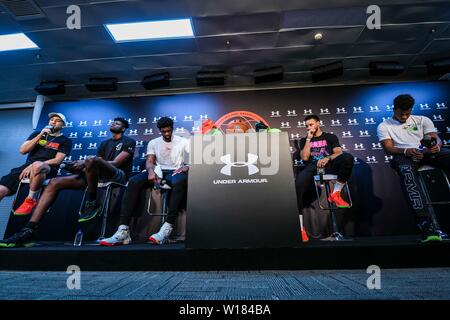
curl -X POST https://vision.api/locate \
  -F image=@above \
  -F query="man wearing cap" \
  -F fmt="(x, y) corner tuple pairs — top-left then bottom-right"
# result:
(0, 112), (72, 215)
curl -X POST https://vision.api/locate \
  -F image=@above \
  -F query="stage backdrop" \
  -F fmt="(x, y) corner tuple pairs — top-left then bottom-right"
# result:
(38, 81), (450, 237)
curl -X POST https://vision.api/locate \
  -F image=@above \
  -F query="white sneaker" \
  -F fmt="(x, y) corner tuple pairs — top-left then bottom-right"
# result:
(99, 225), (131, 246)
(149, 222), (173, 244)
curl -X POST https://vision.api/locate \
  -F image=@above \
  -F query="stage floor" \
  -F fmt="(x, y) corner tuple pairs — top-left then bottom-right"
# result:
(1, 236), (450, 271)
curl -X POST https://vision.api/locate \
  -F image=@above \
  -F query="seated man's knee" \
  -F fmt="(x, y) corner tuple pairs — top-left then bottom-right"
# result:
(32, 161), (45, 172)
(47, 178), (63, 191)
(341, 152), (354, 163)
(84, 156), (100, 169)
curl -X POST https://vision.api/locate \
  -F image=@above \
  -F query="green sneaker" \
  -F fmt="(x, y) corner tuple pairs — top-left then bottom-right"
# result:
(0, 228), (36, 248)
(78, 200), (101, 222)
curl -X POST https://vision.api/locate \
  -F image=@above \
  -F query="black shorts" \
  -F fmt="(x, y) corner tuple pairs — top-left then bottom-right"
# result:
(0, 163), (59, 195)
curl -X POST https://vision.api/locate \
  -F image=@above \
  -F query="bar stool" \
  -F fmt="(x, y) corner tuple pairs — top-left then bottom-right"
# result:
(147, 181), (172, 226)
(417, 165), (450, 240)
(11, 178), (51, 214)
(76, 181), (128, 244)
(313, 171), (353, 241)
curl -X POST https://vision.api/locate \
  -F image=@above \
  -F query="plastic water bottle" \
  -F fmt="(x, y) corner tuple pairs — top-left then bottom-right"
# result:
(73, 229), (83, 247)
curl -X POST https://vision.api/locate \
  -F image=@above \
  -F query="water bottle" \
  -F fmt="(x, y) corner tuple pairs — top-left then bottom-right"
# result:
(317, 167), (325, 186)
(73, 229), (83, 247)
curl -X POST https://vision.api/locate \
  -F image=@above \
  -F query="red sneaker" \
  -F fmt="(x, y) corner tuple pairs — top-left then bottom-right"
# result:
(328, 191), (350, 208)
(14, 198), (38, 216)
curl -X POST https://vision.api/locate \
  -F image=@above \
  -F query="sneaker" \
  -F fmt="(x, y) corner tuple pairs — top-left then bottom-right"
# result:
(149, 222), (173, 245)
(99, 225), (131, 246)
(14, 198), (38, 216)
(78, 200), (101, 222)
(328, 191), (350, 208)
(0, 227), (36, 248)
(419, 221), (442, 243)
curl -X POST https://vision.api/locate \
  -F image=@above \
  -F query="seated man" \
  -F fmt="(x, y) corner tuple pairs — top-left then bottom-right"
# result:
(0, 117), (135, 247)
(100, 116), (190, 246)
(0, 112), (71, 215)
(295, 114), (354, 213)
(377, 94), (450, 242)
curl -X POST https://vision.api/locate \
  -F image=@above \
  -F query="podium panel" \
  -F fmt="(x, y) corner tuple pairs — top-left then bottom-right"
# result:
(186, 132), (301, 249)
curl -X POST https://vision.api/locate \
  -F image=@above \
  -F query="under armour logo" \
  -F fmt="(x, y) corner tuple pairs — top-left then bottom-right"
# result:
(129, 129), (138, 135)
(79, 155), (88, 160)
(69, 132), (77, 138)
(220, 153), (259, 176)
(289, 146), (295, 153)
(270, 111), (281, 117)
(433, 115), (444, 121)
(384, 155), (393, 162)
(420, 103), (430, 110)
(331, 120), (341, 126)
(303, 109), (312, 115)
(294, 159), (304, 166)
(138, 117), (147, 124)
(297, 121), (306, 128)
(200, 114), (208, 120)
(341, 144), (347, 150)
(192, 126), (201, 133)
(184, 115), (193, 121)
(353, 106), (363, 113)
(280, 122), (290, 128)
(386, 105), (394, 111)
(132, 165), (141, 172)
(98, 131), (107, 137)
(93, 120), (102, 126)
(354, 157), (360, 164)
(337, 107), (347, 114)
(320, 108), (330, 114)
(83, 132), (92, 138)
(141, 152), (146, 159)
(372, 143), (382, 149)
(88, 143), (97, 150)
(443, 139), (450, 146)
(369, 106), (380, 112)
(144, 129), (153, 135)
(354, 143), (365, 150)
(366, 156), (377, 163)
(175, 127), (185, 133)
(436, 102), (447, 109)
(78, 121), (87, 127)
(108, 119), (114, 125)
(136, 141), (144, 147)
(365, 118), (375, 124)
(169, 116), (177, 122)
(64, 156), (72, 161)
(287, 110), (297, 116)
(290, 133), (300, 140)
(359, 130), (370, 137)
(446, 127), (450, 133)
(73, 143), (82, 150)
(348, 119), (358, 125)
(152, 117), (161, 123)
(342, 131), (352, 137)
(65, 121), (73, 127)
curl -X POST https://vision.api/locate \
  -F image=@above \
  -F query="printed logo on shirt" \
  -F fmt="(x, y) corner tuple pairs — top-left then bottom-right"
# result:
(115, 143), (123, 151)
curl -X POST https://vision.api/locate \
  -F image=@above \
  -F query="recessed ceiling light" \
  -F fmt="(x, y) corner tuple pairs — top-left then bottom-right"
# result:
(105, 18), (194, 42)
(314, 33), (323, 41)
(0, 33), (39, 52)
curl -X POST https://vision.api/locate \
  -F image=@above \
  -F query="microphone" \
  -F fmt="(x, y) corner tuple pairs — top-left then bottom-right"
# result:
(420, 135), (437, 149)
(42, 125), (55, 137)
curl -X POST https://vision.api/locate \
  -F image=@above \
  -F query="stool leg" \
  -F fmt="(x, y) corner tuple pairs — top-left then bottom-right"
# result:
(97, 186), (111, 242)
(417, 171), (449, 240)
(10, 180), (23, 213)
(322, 181), (348, 241)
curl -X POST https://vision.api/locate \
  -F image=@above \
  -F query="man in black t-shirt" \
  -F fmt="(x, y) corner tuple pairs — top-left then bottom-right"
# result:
(0, 112), (72, 216)
(295, 114), (354, 214)
(0, 117), (135, 248)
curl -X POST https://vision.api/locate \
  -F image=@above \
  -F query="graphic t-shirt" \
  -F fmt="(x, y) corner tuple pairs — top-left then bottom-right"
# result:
(146, 135), (190, 170)
(377, 115), (436, 149)
(26, 131), (72, 166)
(97, 136), (136, 177)
(298, 132), (340, 163)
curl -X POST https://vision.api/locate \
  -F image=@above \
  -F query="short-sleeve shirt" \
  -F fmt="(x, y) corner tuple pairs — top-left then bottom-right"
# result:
(146, 135), (190, 170)
(97, 136), (136, 177)
(298, 132), (340, 163)
(377, 115), (436, 149)
(25, 131), (72, 166)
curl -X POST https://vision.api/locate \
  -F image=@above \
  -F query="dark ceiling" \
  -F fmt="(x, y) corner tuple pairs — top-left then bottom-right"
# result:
(0, 0), (449, 103)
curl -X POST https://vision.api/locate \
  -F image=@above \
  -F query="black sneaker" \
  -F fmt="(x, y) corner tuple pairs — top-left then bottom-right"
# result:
(419, 221), (442, 243)
(78, 200), (101, 222)
(0, 228), (36, 248)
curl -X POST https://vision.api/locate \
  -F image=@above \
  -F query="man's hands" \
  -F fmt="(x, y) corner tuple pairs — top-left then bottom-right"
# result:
(404, 148), (424, 161)
(19, 164), (33, 180)
(423, 145), (440, 155)
(172, 166), (189, 176)
(40, 127), (53, 136)
(147, 170), (160, 184)
(70, 160), (85, 171)
(317, 157), (331, 168)
(306, 129), (315, 140)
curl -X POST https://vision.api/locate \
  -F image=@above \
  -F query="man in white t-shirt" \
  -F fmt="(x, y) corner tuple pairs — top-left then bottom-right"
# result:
(377, 94), (450, 242)
(100, 117), (190, 246)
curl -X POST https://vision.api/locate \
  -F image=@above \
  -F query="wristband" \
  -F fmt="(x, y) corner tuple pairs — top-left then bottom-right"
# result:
(306, 138), (311, 141)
